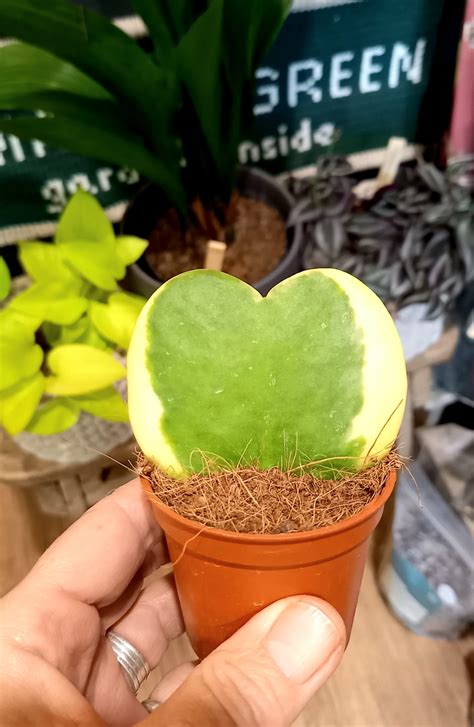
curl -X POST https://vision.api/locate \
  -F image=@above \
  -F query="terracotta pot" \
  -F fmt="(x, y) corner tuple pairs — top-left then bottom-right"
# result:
(142, 470), (396, 658)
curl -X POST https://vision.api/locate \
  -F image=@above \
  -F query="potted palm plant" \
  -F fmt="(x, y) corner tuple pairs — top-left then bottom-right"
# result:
(291, 156), (473, 318)
(0, 0), (301, 296)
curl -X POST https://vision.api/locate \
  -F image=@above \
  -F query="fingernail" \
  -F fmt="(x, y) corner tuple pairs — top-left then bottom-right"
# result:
(264, 599), (343, 683)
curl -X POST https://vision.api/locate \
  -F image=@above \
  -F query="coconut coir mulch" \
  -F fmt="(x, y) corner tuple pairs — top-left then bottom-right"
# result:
(138, 451), (401, 535)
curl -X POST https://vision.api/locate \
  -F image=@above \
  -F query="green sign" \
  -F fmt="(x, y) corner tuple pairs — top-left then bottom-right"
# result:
(0, 139), (140, 244)
(242, 0), (462, 172)
(0, 0), (463, 243)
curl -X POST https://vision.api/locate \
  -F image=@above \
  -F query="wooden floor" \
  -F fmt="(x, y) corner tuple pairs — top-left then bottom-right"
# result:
(1, 481), (471, 727)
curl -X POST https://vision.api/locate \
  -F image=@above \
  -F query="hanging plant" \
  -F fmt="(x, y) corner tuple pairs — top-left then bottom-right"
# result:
(290, 157), (474, 318)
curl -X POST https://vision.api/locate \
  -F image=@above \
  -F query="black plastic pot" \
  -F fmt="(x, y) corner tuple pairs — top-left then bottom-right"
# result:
(122, 167), (303, 297)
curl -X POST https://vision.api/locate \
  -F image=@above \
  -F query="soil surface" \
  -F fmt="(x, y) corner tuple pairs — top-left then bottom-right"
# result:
(138, 451), (401, 535)
(146, 196), (287, 284)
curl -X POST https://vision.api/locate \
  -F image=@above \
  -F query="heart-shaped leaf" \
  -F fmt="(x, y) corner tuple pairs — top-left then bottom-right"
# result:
(0, 372), (45, 434)
(128, 270), (407, 476)
(45, 344), (126, 396)
(26, 398), (79, 435)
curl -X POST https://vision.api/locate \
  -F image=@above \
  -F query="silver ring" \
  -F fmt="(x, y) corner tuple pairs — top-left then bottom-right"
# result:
(107, 630), (150, 694)
(142, 699), (161, 713)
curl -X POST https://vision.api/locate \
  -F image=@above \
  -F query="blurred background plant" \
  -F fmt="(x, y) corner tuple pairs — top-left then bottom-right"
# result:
(289, 157), (473, 318)
(0, 190), (147, 436)
(0, 0), (291, 239)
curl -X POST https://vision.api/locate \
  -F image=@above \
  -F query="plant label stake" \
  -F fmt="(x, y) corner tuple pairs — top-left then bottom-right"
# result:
(354, 136), (408, 200)
(204, 240), (227, 271)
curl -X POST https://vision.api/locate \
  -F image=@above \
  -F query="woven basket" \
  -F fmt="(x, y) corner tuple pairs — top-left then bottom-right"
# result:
(0, 430), (136, 519)
(15, 413), (132, 465)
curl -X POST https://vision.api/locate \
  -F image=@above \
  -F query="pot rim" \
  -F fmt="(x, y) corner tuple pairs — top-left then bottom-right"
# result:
(142, 468), (397, 544)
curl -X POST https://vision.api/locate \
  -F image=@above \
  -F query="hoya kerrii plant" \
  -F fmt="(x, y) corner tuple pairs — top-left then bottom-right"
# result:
(127, 267), (408, 657)
(129, 268), (407, 476)
(0, 0), (291, 240)
(0, 191), (147, 437)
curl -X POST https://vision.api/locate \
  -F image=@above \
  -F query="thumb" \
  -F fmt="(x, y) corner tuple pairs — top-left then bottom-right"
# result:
(144, 596), (346, 727)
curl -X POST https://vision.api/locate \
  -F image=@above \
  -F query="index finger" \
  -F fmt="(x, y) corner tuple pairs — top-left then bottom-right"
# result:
(30, 479), (167, 608)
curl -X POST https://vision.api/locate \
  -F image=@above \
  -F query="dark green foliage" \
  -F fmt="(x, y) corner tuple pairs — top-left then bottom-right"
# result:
(0, 0), (291, 223)
(290, 157), (474, 318)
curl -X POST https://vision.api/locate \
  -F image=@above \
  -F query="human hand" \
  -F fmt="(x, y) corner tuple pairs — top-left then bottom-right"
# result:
(0, 480), (345, 726)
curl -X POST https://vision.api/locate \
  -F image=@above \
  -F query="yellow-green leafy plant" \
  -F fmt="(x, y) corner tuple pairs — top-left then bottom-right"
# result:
(0, 257), (11, 302)
(0, 190), (147, 436)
